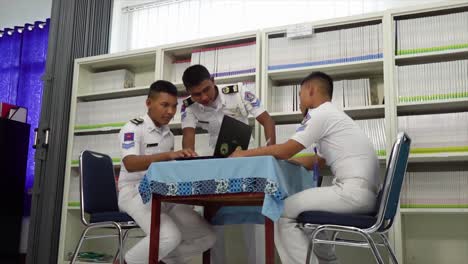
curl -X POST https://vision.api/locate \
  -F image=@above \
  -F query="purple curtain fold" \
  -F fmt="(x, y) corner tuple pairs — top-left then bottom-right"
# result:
(0, 19), (49, 216)
(0, 27), (23, 104)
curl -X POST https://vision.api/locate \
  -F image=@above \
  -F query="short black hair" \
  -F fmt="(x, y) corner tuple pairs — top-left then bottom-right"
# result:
(300, 71), (334, 98)
(182, 64), (212, 91)
(148, 80), (178, 98)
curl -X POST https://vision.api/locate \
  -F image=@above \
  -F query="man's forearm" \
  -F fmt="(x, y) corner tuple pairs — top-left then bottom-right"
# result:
(257, 112), (276, 145)
(123, 153), (171, 172)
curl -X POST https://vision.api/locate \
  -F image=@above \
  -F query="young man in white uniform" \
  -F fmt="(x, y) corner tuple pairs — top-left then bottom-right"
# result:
(180, 64), (276, 263)
(118, 80), (216, 264)
(231, 72), (380, 264)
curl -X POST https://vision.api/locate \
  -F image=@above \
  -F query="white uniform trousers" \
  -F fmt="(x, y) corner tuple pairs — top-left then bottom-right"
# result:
(275, 179), (378, 264)
(118, 185), (216, 264)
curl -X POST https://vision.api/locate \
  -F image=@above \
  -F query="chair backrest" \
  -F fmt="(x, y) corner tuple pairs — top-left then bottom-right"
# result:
(373, 132), (411, 231)
(79, 150), (119, 219)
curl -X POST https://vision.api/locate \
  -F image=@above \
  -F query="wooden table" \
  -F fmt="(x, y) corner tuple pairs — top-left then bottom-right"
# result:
(148, 193), (275, 264)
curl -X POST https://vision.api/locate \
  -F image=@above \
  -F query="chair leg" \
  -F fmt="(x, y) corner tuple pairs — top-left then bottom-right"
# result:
(379, 234), (399, 264)
(117, 226), (124, 264)
(360, 232), (384, 264)
(114, 229), (130, 264)
(305, 235), (314, 264)
(307, 228), (340, 264)
(70, 227), (91, 263)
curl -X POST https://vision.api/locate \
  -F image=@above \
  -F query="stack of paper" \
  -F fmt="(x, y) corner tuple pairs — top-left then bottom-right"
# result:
(396, 11), (468, 55)
(75, 96), (147, 128)
(270, 78), (372, 112)
(397, 59), (468, 103)
(187, 41), (256, 79)
(171, 59), (191, 83)
(355, 118), (386, 156)
(268, 23), (383, 70)
(401, 170), (468, 208)
(398, 112), (468, 150)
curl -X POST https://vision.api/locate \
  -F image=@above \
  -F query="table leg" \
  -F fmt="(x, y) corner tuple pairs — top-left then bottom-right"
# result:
(265, 217), (274, 264)
(149, 196), (161, 264)
(202, 206), (218, 264)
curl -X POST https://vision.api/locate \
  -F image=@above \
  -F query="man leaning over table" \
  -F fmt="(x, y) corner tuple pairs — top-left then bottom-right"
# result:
(230, 71), (380, 264)
(180, 64), (276, 263)
(118, 80), (216, 264)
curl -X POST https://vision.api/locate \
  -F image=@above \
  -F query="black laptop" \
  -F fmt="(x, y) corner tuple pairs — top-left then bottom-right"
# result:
(176, 115), (252, 160)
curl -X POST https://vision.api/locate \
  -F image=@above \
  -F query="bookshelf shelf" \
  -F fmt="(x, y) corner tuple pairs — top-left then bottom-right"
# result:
(270, 105), (385, 124)
(400, 208), (468, 214)
(77, 86), (150, 101)
(408, 153), (468, 163)
(267, 59), (383, 82)
(395, 47), (468, 65)
(397, 98), (468, 116)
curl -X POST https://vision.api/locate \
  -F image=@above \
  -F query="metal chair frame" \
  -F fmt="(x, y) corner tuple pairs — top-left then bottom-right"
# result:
(299, 132), (411, 264)
(70, 150), (140, 264)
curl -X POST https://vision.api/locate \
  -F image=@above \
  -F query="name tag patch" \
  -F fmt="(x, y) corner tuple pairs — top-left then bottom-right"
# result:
(122, 142), (135, 149)
(146, 143), (159, 148)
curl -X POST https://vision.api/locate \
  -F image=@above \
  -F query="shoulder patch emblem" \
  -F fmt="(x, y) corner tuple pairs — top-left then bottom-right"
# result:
(244, 91), (255, 102)
(124, 132), (134, 141)
(301, 111), (311, 125)
(183, 97), (194, 107)
(222, 85), (239, 94)
(130, 117), (144, 125)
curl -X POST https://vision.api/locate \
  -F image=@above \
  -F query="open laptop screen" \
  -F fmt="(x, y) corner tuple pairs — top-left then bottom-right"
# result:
(175, 115), (252, 160)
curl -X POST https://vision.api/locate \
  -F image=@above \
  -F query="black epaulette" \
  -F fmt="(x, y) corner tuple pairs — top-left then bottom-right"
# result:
(183, 97), (194, 107)
(130, 117), (144, 125)
(221, 84), (239, 94)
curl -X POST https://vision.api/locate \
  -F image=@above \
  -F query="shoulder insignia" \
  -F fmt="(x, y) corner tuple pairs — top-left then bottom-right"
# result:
(130, 117), (144, 125)
(221, 85), (239, 94)
(183, 97), (194, 107)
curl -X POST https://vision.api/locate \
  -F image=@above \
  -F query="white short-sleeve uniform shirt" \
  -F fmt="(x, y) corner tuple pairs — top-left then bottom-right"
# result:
(118, 113), (174, 188)
(181, 83), (265, 148)
(291, 102), (380, 189)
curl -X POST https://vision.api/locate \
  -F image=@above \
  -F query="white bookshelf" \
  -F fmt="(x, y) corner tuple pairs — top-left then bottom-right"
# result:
(390, 2), (468, 264)
(58, 48), (159, 263)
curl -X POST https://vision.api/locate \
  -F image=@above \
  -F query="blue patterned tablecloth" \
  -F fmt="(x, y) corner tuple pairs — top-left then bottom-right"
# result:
(139, 156), (315, 221)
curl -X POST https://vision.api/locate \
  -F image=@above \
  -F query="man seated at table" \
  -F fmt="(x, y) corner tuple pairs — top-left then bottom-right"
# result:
(231, 71), (380, 264)
(118, 80), (216, 264)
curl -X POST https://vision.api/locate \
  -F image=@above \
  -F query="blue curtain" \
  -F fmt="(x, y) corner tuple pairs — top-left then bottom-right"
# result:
(0, 27), (23, 104)
(0, 20), (49, 215)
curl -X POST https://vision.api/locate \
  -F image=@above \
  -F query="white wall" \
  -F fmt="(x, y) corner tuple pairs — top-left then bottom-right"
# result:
(0, 0), (52, 29)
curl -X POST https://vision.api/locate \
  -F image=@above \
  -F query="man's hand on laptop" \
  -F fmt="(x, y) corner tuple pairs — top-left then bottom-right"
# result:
(169, 149), (198, 160)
